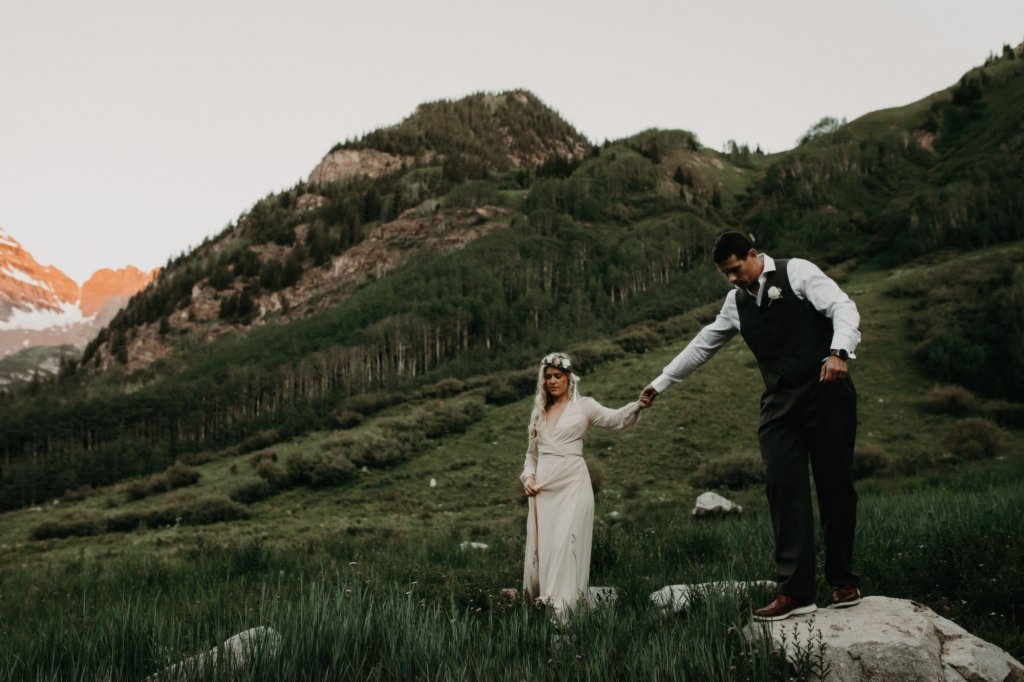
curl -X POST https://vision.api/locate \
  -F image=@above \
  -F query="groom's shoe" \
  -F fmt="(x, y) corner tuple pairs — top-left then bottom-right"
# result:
(831, 586), (861, 608)
(752, 594), (817, 622)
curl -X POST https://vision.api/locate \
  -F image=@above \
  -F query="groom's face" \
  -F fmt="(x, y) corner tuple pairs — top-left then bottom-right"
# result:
(716, 249), (762, 291)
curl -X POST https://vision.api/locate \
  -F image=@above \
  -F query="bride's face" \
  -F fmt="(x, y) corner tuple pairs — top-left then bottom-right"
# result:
(543, 368), (569, 401)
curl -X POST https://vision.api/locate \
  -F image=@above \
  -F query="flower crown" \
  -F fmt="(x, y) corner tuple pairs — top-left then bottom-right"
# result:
(541, 353), (573, 372)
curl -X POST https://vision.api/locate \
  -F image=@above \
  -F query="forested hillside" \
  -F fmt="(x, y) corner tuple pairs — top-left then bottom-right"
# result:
(1, 47), (1023, 511)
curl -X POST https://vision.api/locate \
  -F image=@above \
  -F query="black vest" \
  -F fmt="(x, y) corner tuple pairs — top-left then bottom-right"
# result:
(736, 259), (833, 391)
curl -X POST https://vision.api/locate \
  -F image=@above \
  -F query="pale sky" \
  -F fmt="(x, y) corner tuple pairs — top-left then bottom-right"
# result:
(2, 0), (1022, 284)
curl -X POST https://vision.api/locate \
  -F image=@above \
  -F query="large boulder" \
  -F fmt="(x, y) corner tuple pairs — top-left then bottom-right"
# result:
(742, 596), (1024, 681)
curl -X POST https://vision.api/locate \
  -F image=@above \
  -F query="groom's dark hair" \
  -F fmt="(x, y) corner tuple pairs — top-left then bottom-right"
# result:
(712, 231), (755, 263)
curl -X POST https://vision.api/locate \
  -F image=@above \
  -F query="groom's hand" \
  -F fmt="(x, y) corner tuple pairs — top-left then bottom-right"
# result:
(638, 385), (659, 408)
(820, 356), (848, 382)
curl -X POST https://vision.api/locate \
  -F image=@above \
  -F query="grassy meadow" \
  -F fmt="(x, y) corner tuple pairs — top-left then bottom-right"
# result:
(1, 245), (1023, 680)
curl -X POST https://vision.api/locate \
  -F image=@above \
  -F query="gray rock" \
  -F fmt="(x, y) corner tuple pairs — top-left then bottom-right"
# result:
(650, 580), (776, 613)
(692, 491), (743, 517)
(742, 596), (1024, 681)
(589, 586), (619, 604)
(145, 626), (281, 681)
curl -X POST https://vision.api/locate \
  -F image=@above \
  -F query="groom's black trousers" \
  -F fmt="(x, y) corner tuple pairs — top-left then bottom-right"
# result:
(757, 374), (859, 600)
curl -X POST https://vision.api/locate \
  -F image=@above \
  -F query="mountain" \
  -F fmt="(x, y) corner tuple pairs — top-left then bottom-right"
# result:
(1, 43), (1023, 510)
(0, 228), (157, 385)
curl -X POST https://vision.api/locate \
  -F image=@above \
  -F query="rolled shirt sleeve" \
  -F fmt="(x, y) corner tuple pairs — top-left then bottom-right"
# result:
(787, 258), (861, 357)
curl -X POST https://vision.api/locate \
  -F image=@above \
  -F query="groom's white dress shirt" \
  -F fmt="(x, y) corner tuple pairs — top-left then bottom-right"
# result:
(650, 254), (861, 394)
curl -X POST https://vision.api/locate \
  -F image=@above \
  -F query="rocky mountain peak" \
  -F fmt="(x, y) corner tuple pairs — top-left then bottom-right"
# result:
(80, 266), (157, 317)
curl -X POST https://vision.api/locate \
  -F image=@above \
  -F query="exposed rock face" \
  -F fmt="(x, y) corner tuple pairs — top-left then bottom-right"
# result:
(308, 149), (415, 185)
(742, 596), (1024, 681)
(323, 205), (510, 288)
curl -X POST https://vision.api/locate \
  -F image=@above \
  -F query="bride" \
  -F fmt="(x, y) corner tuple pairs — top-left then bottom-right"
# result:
(520, 352), (643, 617)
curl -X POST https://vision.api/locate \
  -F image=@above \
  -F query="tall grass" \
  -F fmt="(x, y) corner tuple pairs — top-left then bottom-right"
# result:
(2, 478), (1021, 680)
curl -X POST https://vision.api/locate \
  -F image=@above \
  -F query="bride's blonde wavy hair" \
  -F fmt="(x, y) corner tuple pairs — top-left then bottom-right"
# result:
(527, 352), (580, 444)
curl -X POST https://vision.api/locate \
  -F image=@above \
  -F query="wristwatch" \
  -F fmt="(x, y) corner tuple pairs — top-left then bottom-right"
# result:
(829, 348), (850, 361)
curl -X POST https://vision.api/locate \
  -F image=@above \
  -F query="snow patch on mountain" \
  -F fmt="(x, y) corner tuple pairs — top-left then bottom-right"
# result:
(0, 300), (89, 331)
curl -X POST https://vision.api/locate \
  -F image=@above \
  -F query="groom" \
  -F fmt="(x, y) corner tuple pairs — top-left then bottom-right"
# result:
(638, 231), (861, 621)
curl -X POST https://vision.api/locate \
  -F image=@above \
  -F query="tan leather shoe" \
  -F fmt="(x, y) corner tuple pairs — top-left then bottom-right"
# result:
(831, 586), (861, 608)
(752, 594), (817, 622)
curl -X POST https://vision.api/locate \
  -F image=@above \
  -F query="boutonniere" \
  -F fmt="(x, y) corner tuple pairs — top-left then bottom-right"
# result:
(767, 286), (783, 306)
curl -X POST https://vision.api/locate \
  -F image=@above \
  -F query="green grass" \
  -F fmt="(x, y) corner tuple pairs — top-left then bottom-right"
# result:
(1, 245), (1022, 678)
(1, 480), (1020, 680)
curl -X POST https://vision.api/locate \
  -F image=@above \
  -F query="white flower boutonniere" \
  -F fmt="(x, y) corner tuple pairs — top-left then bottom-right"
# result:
(767, 286), (783, 306)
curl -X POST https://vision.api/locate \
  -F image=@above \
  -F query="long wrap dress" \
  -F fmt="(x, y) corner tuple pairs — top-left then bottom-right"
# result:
(521, 396), (641, 615)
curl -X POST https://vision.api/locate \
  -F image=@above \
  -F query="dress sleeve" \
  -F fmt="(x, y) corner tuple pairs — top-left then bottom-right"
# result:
(580, 397), (641, 431)
(520, 409), (540, 483)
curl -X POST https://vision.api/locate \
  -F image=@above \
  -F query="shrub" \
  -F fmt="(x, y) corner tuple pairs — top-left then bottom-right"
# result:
(164, 462), (202, 489)
(852, 444), (892, 479)
(613, 325), (663, 354)
(415, 398), (485, 438)
(342, 392), (403, 416)
(230, 478), (274, 504)
(105, 512), (143, 533)
(333, 410), (365, 429)
(483, 379), (524, 405)
(236, 428), (285, 454)
(980, 400), (1024, 428)
(922, 384), (975, 415)
(248, 450), (279, 468)
(309, 453), (356, 488)
(416, 378), (466, 399)
(347, 428), (424, 468)
(124, 462), (201, 501)
(61, 484), (94, 503)
(689, 452), (763, 490)
(29, 512), (104, 541)
(284, 452), (315, 485)
(254, 460), (290, 488)
(568, 339), (625, 369)
(945, 418), (1006, 460)
(146, 495), (251, 527)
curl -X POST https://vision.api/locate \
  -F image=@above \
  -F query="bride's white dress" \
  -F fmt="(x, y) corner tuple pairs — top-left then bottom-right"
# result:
(521, 397), (640, 615)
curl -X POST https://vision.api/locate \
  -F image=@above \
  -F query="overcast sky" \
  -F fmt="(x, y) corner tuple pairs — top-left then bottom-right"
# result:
(2, 0), (1022, 283)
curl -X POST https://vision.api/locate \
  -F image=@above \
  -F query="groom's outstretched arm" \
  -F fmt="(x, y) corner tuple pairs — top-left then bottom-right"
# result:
(641, 293), (741, 404)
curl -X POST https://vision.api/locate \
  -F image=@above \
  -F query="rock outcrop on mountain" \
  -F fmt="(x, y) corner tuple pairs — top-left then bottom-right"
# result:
(308, 149), (416, 186)
(0, 228), (157, 372)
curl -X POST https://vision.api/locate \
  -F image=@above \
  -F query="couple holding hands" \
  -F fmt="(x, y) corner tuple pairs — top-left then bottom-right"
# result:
(519, 231), (862, 622)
